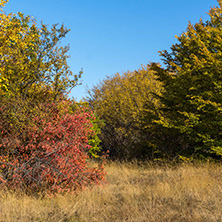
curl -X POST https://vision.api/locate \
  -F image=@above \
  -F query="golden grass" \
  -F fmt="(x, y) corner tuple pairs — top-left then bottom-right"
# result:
(1, 161), (222, 221)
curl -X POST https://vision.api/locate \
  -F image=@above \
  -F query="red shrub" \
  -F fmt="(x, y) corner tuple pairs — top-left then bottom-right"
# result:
(0, 100), (106, 194)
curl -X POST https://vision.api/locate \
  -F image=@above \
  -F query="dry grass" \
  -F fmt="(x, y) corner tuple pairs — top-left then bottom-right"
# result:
(1, 161), (222, 221)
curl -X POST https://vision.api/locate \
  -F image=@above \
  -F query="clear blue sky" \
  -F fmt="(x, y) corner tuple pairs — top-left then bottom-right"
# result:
(4, 0), (218, 101)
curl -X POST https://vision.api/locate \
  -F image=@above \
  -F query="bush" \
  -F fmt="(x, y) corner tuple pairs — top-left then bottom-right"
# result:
(70, 100), (104, 158)
(0, 99), (106, 194)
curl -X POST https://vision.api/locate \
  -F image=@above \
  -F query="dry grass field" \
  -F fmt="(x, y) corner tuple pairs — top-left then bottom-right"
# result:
(1, 161), (222, 222)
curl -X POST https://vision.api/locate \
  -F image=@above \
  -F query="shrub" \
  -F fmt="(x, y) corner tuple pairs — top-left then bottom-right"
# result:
(0, 99), (106, 194)
(70, 100), (104, 158)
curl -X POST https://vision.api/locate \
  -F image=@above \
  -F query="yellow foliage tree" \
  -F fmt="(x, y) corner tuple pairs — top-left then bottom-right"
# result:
(0, 0), (81, 102)
(86, 64), (162, 159)
(0, 0), (82, 142)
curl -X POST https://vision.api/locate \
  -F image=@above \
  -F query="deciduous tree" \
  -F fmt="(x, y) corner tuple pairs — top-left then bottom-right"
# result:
(150, 0), (222, 159)
(86, 65), (162, 159)
(0, 0), (81, 102)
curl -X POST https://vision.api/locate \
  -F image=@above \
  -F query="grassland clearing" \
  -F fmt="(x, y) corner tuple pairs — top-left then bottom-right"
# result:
(1, 161), (222, 221)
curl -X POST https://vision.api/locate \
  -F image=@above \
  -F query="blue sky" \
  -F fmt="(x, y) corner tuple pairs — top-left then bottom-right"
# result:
(4, 0), (218, 101)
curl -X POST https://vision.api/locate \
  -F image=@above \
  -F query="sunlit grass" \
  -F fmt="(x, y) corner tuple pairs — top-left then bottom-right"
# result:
(1, 161), (222, 221)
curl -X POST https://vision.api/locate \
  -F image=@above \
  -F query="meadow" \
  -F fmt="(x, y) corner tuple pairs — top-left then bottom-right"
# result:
(1, 161), (222, 222)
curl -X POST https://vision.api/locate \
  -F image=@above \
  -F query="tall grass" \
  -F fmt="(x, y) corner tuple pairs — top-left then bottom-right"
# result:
(1, 161), (222, 221)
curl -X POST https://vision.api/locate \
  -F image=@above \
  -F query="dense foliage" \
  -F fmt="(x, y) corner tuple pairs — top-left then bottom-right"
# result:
(86, 65), (162, 159)
(2, 0), (222, 172)
(70, 100), (104, 158)
(147, 0), (222, 160)
(87, 0), (222, 161)
(0, 0), (105, 194)
(0, 99), (106, 194)
(0, 0), (81, 102)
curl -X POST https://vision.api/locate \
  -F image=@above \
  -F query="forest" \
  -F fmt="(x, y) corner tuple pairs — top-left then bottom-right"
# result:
(1, 0), (222, 221)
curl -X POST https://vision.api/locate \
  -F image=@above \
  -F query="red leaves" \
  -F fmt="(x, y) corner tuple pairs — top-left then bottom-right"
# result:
(0, 100), (106, 194)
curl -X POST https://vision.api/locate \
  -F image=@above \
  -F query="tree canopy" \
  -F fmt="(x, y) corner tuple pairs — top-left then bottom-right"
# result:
(86, 65), (162, 159)
(0, 0), (81, 102)
(150, 0), (222, 159)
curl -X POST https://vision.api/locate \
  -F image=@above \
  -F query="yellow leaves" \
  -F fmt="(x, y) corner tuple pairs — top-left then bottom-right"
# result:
(0, 0), (9, 11)
(211, 146), (222, 156)
(179, 155), (192, 161)
(218, 0), (222, 7)
(88, 64), (162, 139)
(86, 64), (164, 158)
(0, 76), (9, 93)
(0, 10), (51, 99)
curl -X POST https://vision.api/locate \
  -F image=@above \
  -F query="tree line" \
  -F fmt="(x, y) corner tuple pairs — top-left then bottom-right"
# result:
(1, 0), (222, 194)
(86, 0), (222, 161)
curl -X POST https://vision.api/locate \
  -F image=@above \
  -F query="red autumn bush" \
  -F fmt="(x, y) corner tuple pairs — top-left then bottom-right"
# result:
(0, 99), (106, 194)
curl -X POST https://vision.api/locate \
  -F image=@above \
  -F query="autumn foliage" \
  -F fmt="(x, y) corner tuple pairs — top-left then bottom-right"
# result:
(0, 99), (106, 194)
(0, 0), (81, 102)
(147, 0), (222, 160)
(3, 0), (222, 195)
(86, 65), (162, 159)
(0, 0), (106, 194)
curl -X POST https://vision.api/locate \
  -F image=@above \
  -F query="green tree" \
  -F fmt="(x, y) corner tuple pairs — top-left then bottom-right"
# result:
(86, 65), (162, 159)
(150, 0), (222, 159)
